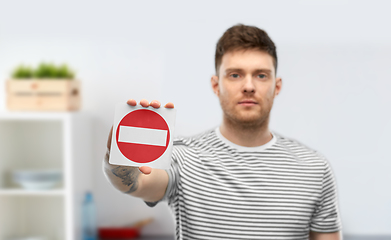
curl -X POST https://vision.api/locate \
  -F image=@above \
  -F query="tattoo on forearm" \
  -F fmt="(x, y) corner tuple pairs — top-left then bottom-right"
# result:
(111, 166), (140, 194)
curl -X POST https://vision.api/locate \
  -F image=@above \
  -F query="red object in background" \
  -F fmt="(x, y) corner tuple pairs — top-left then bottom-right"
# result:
(99, 227), (140, 239)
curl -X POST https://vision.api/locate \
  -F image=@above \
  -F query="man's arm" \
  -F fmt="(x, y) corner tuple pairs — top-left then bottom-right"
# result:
(103, 99), (173, 203)
(309, 231), (342, 240)
(310, 158), (342, 238)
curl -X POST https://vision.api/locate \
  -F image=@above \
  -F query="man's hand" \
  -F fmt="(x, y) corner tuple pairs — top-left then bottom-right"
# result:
(103, 99), (174, 201)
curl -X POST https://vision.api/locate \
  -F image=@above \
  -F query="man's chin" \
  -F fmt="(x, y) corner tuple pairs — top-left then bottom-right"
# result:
(232, 114), (268, 128)
(238, 119), (263, 128)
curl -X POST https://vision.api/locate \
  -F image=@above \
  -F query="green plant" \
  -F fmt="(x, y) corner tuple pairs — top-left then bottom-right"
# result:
(12, 65), (34, 79)
(56, 64), (75, 79)
(11, 62), (75, 80)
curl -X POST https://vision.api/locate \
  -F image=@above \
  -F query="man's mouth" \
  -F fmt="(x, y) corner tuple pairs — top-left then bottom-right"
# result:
(238, 100), (258, 106)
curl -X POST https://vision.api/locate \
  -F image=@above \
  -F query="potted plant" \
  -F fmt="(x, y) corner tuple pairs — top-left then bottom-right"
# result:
(6, 63), (81, 111)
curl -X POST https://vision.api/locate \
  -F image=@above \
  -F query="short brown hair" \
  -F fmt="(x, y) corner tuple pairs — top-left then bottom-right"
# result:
(215, 24), (278, 76)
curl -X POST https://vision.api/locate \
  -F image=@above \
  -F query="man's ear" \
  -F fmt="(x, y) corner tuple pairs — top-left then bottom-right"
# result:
(211, 75), (219, 96)
(274, 77), (282, 97)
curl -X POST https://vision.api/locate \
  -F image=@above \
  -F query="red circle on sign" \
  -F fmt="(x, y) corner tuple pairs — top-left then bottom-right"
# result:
(116, 109), (170, 163)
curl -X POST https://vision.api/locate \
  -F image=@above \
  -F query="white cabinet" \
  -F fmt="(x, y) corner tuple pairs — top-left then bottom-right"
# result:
(0, 112), (92, 240)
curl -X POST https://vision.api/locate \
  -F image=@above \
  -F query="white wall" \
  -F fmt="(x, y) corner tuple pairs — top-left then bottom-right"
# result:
(0, 0), (390, 236)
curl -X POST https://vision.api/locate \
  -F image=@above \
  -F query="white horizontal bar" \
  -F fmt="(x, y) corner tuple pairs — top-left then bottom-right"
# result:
(118, 126), (167, 146)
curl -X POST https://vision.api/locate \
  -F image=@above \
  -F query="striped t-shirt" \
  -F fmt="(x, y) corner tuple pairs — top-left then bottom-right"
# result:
(149, 128), (342, 239)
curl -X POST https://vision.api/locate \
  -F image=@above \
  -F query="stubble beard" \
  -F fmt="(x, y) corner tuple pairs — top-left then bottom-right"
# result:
(220, 99), (273, 132)
(224, 108), (271, 131)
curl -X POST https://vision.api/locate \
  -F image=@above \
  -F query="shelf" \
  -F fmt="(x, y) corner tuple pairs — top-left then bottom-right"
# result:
(0, 111), (74, 120)
(0, 188), (65, 196)
(0, 112), (92, 240)
(0, 195), (65, 239)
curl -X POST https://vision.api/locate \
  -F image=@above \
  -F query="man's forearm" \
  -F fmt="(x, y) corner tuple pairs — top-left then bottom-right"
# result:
(309, 231), (342, 240)
(103, 149), (169, 202)
(103, 150), (141, 194)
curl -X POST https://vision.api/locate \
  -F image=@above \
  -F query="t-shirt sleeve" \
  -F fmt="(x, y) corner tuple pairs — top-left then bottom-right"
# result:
(310, 159), (342, 232)
(144, 147), (180, 207)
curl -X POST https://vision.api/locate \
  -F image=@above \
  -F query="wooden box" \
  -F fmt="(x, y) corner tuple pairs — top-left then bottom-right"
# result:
(6, 79), (81, 111)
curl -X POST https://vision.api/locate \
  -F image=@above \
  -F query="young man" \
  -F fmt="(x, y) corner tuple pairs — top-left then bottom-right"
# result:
(104, 24), (342, 240)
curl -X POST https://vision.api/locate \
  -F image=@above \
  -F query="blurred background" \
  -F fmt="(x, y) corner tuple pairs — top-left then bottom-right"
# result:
(0, 0), (390, 239)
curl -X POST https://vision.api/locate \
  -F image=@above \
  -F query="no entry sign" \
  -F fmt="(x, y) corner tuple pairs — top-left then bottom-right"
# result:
(110, 103), (176, 169)
(116, 109), (170, 163)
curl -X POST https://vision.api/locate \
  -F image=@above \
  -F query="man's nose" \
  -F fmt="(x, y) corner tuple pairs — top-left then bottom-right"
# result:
(243, 75), (255, 93)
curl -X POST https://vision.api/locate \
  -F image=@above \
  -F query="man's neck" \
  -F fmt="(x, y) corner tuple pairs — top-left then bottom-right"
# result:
(219, 117), (273, 147)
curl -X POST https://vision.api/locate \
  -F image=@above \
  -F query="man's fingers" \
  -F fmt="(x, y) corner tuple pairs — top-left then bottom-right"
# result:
(164, 102), (174, 108)
(139, 166), (152, 175)
(140, 99), (149, 107)
(130, 99), (173, 109)
(127, 99), (137, 106)
(150, 100), (161, 109)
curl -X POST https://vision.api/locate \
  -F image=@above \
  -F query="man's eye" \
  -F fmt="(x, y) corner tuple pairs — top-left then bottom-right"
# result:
(230, 74), (240, 78)
(258, 74), (267, 79)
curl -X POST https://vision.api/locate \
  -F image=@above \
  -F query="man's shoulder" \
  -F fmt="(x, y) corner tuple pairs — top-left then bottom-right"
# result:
(273, 131), (313, 148)
(272, 131), (329, 163)
(173, 128), (216, 147)
(170, 129), (217, 164)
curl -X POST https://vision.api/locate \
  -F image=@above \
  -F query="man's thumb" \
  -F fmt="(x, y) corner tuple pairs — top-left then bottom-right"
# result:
(139, 166), (152, 175)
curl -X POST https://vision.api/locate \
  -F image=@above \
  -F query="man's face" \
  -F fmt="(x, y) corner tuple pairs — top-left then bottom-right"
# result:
(211, 49), (282, 128)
